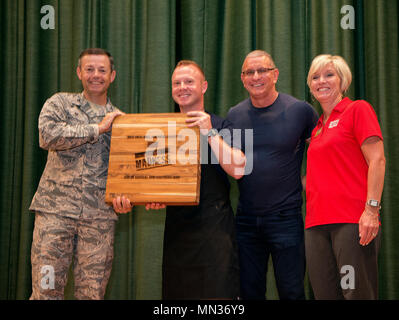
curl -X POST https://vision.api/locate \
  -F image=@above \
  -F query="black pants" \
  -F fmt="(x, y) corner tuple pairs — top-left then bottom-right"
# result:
(305, 223), (381, 300)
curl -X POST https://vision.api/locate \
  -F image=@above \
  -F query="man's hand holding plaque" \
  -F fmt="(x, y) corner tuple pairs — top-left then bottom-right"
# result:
(112, 196), (166, 213)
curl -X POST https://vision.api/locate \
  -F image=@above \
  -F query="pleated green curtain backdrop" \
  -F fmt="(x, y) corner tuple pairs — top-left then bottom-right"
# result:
(0, 0), (398, 299)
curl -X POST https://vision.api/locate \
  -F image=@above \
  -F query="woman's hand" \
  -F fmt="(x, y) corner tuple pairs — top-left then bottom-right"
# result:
(358, 207), (380, 246)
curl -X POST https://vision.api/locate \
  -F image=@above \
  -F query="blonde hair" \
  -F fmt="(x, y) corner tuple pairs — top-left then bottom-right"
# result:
(307, 54), (352, 94)
(175, 60), (205, 79)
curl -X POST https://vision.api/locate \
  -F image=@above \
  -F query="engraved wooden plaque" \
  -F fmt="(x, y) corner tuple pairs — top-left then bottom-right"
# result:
(105, 113), (201, 205)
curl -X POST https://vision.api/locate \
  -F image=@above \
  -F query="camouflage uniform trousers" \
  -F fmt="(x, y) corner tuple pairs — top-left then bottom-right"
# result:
(30, 212), (116, 300)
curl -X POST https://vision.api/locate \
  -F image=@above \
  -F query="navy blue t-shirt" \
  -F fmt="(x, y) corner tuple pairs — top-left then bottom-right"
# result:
(226, 93), (318, 215)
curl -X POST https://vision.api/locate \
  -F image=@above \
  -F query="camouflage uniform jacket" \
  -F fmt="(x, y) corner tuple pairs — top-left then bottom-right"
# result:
(30, 92), (119, 221)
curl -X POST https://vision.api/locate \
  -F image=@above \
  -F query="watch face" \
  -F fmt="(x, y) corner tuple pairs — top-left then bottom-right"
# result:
(369, 200), (379, 207)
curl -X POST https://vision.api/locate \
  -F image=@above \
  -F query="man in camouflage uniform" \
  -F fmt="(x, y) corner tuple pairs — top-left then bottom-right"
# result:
(29, 48), (124, 299)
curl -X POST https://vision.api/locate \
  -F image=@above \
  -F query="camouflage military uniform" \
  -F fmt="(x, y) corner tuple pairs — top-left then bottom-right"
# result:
(29, 92), (120, 299)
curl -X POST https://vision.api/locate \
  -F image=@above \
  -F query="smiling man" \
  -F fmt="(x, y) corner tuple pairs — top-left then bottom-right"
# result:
(171, 62), (207, 113)
(113, 60), (246, 299)
(162, 61), (245, 299)
(77, 52), (116, 105)
(226, 50), (318, 300)
(29, 48), (123, 299)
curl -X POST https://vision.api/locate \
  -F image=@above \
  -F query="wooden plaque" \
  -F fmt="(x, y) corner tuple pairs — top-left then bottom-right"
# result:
(105, 113), (201, 205)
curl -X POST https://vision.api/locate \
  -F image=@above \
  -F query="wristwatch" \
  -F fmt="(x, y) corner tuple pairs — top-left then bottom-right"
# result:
(207, 128), (219, 137)
(366, 199), (381, 209)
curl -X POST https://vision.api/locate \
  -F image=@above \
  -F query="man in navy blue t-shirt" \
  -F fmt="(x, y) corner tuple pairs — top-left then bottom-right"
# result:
(227, 50), (318, 299)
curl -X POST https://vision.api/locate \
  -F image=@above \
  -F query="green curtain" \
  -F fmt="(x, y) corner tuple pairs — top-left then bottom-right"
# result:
(0, 0), (398, 300)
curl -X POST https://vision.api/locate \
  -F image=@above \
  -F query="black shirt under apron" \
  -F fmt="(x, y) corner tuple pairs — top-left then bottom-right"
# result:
(162, 113), (240, 299)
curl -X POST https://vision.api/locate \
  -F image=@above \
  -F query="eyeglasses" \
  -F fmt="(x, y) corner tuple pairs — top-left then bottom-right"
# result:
(242, 67), (275, 77)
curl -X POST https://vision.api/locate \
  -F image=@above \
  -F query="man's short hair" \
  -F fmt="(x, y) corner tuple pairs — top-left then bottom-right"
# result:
(243, 50), (276, 70)
(175, 60), (205, 79)
(78, 48), (115, 71)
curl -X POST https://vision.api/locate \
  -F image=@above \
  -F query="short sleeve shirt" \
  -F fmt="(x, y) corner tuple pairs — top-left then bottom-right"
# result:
(305, 98), (383, 228)
(227, 93), (318, 215)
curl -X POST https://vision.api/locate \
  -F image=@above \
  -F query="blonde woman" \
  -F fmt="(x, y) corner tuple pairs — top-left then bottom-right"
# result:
(304, 54), (385, 299)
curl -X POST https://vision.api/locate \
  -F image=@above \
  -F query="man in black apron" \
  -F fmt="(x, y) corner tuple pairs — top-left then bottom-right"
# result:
(113, 60), (246, 299)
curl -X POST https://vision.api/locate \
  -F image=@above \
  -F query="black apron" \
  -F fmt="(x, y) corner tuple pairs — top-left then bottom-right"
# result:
(162, 153), (240, 299)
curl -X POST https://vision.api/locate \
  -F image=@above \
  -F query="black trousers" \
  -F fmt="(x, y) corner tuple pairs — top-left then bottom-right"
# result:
(305, 223), (381, 300)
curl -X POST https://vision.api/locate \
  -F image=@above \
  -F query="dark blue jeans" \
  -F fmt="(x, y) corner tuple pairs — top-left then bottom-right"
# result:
(236, 208), (305, 300)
